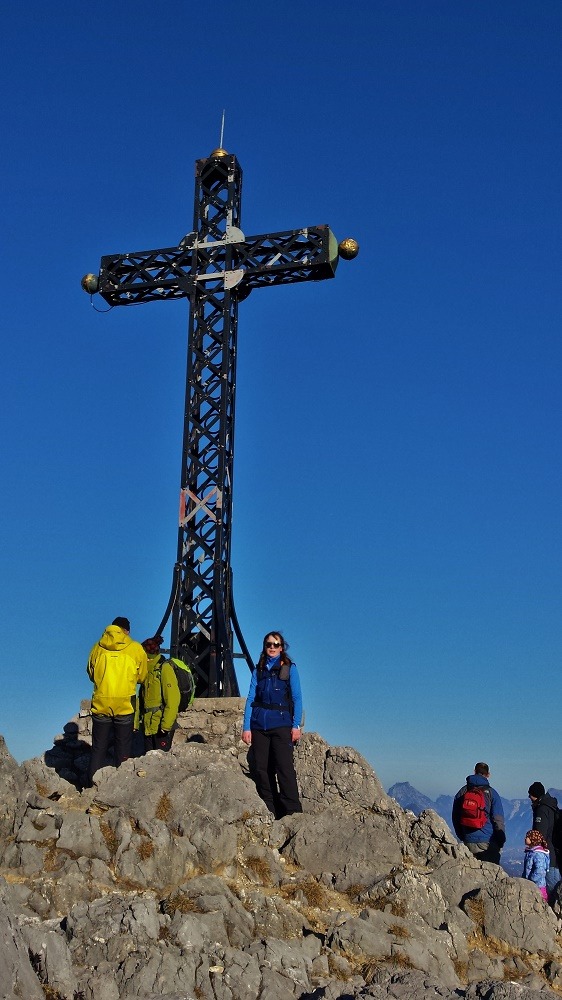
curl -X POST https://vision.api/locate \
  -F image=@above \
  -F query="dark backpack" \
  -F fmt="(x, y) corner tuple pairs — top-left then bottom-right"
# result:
(551, 806), (562, 859)
(153, 657), (195, 713)
(168, 657), (195, 712)
(459, 786), (490, 829)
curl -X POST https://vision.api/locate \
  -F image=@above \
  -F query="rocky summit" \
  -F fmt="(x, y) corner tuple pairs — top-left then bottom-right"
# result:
(2, 703), (562, 999)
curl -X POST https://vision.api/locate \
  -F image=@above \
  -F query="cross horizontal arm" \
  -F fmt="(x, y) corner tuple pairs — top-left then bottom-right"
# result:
(236, 225), (339, 290)
(96, 225), (339, 306)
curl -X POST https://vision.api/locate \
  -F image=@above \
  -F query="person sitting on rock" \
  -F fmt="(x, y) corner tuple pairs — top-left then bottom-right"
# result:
(140, 636), (180, 753)
(241, 630), (303, 819)
(452, 762), (506, 864)
(528, 781), (561, 900)
(523, 829), (550, 900)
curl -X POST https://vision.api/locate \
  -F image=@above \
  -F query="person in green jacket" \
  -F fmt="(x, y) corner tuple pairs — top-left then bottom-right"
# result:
(141, 636), (181, 752)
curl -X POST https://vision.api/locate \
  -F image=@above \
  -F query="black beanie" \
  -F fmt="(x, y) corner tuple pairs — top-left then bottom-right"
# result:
(528, 782), (545, 798)
(112, 617), (131, 632)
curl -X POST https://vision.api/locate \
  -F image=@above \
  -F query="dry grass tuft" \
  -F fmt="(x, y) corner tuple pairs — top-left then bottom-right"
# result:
(43, 842), (62, 873)
(99, 819), (118, 857)
(388, 950), (415, 970)
(452, 958), (468, 982)
(360, 959), (381, 985)
(388, 923), (410, 939)
(155, 792), (172, 822)
(136, 838), (154, 861)
(370, 894), (407, 918)
(467, 927), (528, 961)
(40, 986), (62, 999)
(464, 894), (485, 929)
(113, 874), (143, 892)
(389, 897), (407, 918)
(503, 960), (530, 980)
(86, 802), (108, 817)
(162, 893), (201, 916)
(281, 878), (328, 909)
(343, 883), (364, 902)
(244, 854), (272, 886)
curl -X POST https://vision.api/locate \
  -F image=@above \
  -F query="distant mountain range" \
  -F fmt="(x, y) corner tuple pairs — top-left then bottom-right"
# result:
(387, 782), (562, 877)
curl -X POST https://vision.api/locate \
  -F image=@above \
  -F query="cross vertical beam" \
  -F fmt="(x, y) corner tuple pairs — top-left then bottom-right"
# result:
(82, 147), (358, 699)
(173, 154), (242, 695)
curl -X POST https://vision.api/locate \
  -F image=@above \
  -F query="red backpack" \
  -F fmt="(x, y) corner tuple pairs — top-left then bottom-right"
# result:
(459, 786), (490, 829)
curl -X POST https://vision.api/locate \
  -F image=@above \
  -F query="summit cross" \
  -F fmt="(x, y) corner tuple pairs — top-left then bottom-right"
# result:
(83, 147), (358, 697)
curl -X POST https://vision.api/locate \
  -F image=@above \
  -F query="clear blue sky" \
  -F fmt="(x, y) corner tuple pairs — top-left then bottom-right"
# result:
(1, 2), (560, 800)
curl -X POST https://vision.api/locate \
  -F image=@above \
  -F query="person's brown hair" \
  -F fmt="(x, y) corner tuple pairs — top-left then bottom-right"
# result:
(256, 631), (291, 671)
(474, 762), (489, 776)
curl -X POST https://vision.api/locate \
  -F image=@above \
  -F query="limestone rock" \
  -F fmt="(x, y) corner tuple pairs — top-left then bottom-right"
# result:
(20, 921), (78, 1000)
(0, 880), (45, 1000)
(328, 904), (464, 991)
(0, 707), (561, 1000)
(461, 877), (560, 955)
(465, 982), (558, 998)
(294, 733), (390, 813)
(0, 737), (25, 850)
(275, 808), (405, 881)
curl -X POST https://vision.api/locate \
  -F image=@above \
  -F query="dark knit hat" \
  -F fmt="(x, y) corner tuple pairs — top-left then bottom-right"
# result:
(112, 617), (131, 632)
(528, 782), (545, 798)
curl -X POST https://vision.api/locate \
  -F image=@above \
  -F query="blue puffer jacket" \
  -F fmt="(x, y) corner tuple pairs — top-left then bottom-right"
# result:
(452, 774), (506, 846)
(243, 656), (303, 732)
(523, 846), (550, 889)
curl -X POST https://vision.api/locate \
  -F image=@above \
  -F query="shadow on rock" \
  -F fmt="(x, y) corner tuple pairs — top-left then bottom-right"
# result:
(44, 722), (91, 790)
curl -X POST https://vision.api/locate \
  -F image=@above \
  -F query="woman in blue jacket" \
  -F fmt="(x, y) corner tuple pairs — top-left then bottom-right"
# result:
(242, 631), (303, 817)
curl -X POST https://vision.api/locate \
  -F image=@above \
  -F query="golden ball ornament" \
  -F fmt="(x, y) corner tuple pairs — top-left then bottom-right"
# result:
(338, 238), (359, 260)
(81, 273), (99, 294)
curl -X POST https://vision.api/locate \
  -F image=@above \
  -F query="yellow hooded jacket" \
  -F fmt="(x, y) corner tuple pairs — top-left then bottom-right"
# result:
(87, 625), (148, 716)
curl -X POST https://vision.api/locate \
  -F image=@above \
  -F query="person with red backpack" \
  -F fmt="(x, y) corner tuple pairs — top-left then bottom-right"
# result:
(452, 762), (506, 864)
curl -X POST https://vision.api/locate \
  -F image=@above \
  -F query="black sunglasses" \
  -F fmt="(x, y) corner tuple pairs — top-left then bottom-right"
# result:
(266, 641), (281, 648)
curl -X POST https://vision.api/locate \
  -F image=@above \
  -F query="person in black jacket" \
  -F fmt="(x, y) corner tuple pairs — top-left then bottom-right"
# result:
(529, 781), (561, 899)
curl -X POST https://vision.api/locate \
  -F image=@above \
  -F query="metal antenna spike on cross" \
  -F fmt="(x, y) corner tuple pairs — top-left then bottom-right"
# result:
(82, 148), (359, 699)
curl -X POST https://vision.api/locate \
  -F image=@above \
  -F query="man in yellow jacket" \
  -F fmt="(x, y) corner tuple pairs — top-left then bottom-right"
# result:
(86, 616), (148, 785)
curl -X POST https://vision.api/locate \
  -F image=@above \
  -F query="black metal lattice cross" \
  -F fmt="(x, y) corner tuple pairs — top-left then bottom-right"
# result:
(83, 148), (357, 697)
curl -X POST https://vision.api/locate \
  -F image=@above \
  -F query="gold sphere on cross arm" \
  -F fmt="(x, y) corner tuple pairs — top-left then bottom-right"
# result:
(338, 238), (359, 260)
(81, 273), (99, 294)
(210, 147), (229, 158)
